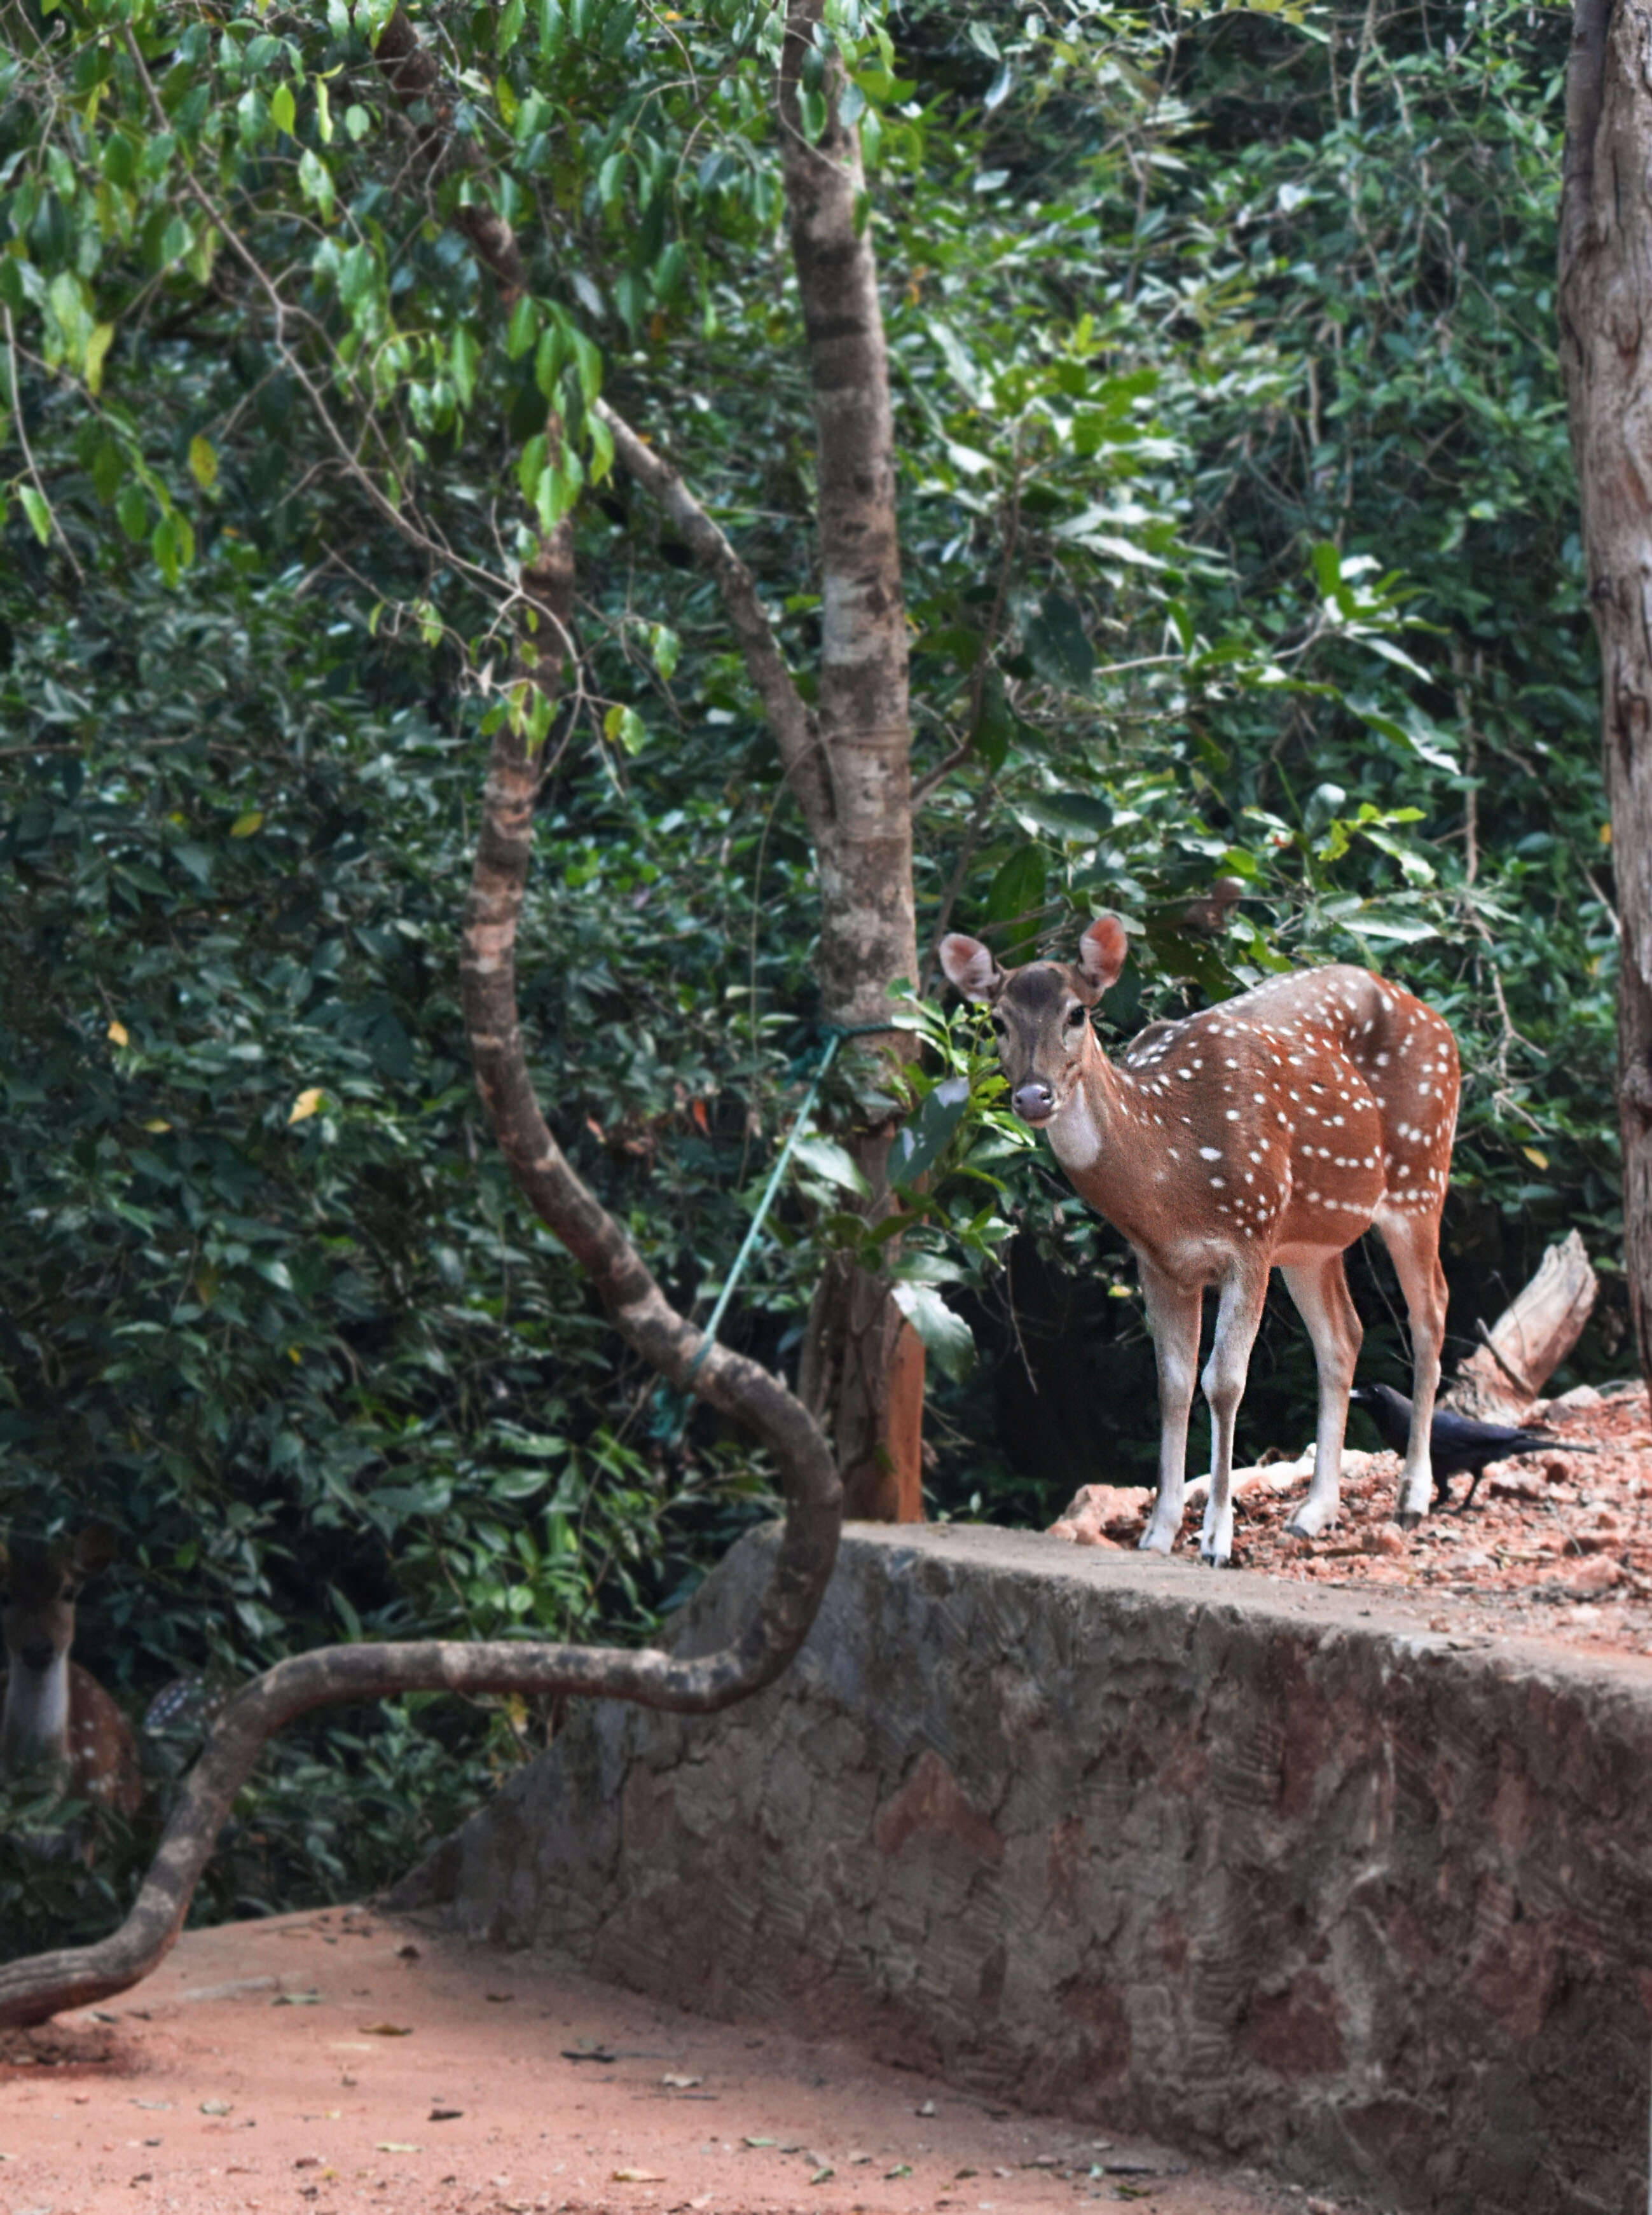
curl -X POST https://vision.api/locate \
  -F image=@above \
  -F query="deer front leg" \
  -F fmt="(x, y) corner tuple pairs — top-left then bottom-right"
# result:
(1279, 1252), (1362, 1541)
(1136, 1260), (1202, 1556)
(1198, 1266), (1269, 1566)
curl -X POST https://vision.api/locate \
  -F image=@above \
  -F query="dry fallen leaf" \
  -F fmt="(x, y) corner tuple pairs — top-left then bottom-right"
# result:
(200, 2099), (233, 2116)
(359, 2022), (414, 2036)
(660, 2074), (703, 2088)
(612, 2167), (667, 2183)
(375, 2141), (422, 2153)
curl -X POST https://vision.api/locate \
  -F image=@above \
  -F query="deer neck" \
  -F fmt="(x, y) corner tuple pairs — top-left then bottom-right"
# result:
(2, 1654), (71, 1770)
(1043, 1040), (1125, 1185)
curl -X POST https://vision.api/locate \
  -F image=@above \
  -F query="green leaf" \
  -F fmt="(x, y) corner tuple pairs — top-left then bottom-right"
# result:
(1017, 792), (1112, 842)
(19, 486), (52, 548)
(151, 511), (182, 586)
(298, 148), (334, 220)
(588, 410), (615, 485)
(569, 331), (602, 404)
(83, 322), (114, 397)
(791, 1135), (871, 1197)
(533, 321), (567, 401)
(506, 294), (540, 360)
(270, 80), (296, 135)
(601, 701), (646, 755)
(517, 431), (547, 501)
(116, 481), (148, 541)
(498, 0), (526, 50)
(1024, 593), (1095, 689)
(1335, 909), (1440, 944)
(890, 1077), (969, 1187)
(532, 446), (582, 530)
(450, 326), (481, 406)
(188, 434), (218, 492)
(892, 1283), (975, 1381)
(984, 845), (1047, 960)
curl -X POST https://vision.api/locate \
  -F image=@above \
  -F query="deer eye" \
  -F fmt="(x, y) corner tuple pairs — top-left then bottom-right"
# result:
(989, 1016), (1006, 1037)
(1065, 1006), (1085, 1028)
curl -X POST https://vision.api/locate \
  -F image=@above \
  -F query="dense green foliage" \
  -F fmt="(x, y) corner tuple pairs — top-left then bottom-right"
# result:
(0, 0), (1624, 1938)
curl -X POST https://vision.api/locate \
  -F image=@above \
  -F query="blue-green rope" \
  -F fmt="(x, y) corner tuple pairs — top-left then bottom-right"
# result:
(653, 1020), (900, 1442)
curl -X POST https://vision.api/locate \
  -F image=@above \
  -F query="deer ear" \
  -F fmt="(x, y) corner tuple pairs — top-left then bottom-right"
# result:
(70, 1524), (118, 1582)
(1076, 915), (1128, 1003)
(939, 934), (1004, 1004)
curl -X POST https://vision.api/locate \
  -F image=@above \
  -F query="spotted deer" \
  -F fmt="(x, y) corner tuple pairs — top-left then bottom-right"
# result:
(0, 1526), (142, 1852)
(940, 916), (1459, 1563)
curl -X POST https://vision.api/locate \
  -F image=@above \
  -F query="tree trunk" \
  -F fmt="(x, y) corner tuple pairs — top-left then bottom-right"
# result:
(1560, 0), (1652, 1388)
(779, 0), (925, 1520)
(373, 6), (925, 1509)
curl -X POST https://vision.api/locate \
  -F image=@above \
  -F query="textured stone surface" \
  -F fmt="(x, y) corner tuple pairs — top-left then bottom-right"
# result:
(413, 1524), (1652, 2214)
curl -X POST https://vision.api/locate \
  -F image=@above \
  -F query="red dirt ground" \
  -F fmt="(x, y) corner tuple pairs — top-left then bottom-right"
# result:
(0, 1911), (1335, 2215)
(1049, 1379), (1652, 1655)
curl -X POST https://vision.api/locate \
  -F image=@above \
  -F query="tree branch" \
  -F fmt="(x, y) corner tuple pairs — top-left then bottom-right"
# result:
(0, 1614), (831, 2028)
(1561, 0), (1613, 283)
(0, 371), (841, 2038)
(592, 401), (830, 823)
(368, 10), (828, 823)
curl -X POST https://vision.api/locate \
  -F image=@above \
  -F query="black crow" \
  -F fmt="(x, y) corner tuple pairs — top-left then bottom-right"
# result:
(1351, 1381), (1574, 1511)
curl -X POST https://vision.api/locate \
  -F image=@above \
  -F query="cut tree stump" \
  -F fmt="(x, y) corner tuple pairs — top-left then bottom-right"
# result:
(1442, 1230), (1599, 1423)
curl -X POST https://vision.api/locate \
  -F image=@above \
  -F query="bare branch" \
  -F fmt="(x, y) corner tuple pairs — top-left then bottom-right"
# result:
(3, 308), (85, 585)
(593, 400), (830, 823)
(0, 1610), (830, 2028)
(0, 523), (841, 2033)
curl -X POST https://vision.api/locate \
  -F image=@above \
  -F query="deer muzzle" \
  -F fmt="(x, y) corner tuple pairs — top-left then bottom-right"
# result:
(1011, 1080), (1056, 1125)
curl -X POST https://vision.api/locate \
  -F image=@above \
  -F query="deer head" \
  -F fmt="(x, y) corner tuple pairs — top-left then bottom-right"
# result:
(939, 916), (1127, 1126)
(0, 1526), (118, 1683)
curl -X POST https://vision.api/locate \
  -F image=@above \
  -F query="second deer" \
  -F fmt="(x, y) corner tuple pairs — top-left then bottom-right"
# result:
(1, 1526), (142, 1853)
(941, 916), (1459, 1563)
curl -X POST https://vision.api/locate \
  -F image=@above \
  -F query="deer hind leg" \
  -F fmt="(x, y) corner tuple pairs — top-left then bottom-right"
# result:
(1197, 1267), (1270, 1567)
(1279, 1251), (1363, 1542)
(1374, 1202), (1449, 1527)
(1136, 1259), (1202, 1556)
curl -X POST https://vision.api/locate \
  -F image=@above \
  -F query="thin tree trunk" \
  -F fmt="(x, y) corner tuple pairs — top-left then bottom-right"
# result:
(778, 0), (925, 1519)
(377, 3), (926, 1517)
(1559, 0), (1652, 1386)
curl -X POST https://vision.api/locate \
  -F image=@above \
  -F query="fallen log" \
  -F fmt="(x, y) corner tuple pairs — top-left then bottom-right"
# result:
(1442, 1230), (1599, 1423)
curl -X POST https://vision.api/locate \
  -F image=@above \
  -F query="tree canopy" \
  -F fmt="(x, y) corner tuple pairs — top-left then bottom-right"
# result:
(0, 0), (1621, 1939)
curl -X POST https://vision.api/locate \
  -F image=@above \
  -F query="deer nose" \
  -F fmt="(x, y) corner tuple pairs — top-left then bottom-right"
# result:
(1012, 1081), (1055, 1124)
(17, 1639), (56, 1674)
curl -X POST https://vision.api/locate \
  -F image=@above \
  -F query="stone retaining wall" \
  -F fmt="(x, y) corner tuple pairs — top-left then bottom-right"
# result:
(404, 1524), (1652, 2215)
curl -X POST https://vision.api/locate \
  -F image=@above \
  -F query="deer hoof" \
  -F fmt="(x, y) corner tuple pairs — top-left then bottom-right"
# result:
(1199, 1547), (1233, 1569)
(1395, 1509), (1422, 1531)
(1138, 1524), (1174, 1556)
